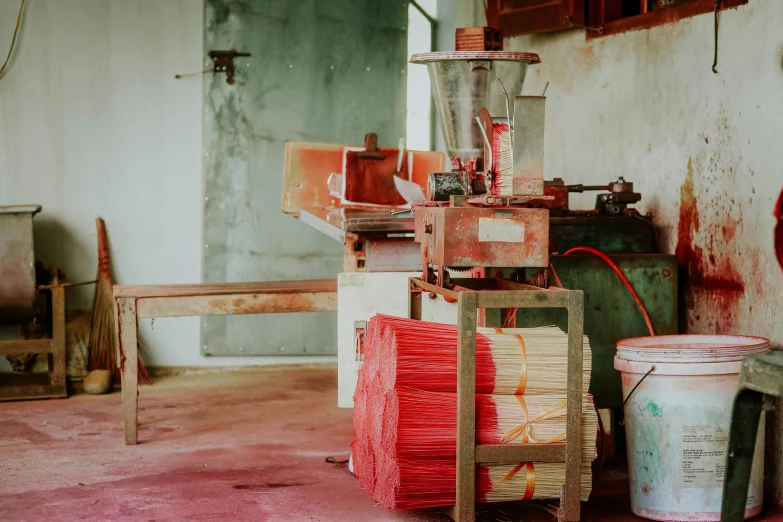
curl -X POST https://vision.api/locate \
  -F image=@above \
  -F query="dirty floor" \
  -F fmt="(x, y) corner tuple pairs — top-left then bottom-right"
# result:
(0, 364), (781, 522)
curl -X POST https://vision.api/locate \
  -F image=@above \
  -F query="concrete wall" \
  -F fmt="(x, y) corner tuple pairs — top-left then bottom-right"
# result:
(507, 0), (783, 501)
(0, 0), (407, 368)
(0, 0), (206, 367)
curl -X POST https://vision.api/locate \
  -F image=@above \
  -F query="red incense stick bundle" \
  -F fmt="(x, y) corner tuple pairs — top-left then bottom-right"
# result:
(491, 121), (513, 196)
(365, 315), (591, 395)
(352, 315), (598, 511)
(384, 387), (596, 458)
(352, 386), (598, 509)
(372, 459), (594, 510)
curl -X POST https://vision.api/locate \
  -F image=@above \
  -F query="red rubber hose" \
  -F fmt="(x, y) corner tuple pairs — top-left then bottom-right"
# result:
(562, 246), (656, 337)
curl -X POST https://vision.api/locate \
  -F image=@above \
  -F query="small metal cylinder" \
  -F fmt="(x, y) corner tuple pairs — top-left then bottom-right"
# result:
(428, 173), (466, 201)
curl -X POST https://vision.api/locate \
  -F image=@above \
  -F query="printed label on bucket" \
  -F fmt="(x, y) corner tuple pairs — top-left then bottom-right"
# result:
(679, 425), (728, 488)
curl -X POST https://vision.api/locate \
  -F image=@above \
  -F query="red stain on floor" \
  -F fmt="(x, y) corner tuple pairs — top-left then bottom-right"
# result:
(2, 366), (782, 521)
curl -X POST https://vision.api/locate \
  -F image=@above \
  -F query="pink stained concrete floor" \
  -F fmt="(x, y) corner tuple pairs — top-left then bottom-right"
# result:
(0, 364), (781, 522)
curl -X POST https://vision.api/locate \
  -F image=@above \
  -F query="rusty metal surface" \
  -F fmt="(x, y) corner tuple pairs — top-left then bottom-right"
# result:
(420, 207), (549, 269)
(282, 141), (445, 217)
(298, 207), (417, 241)
(365, 238), (420, 272)
(0, 206), (40, 325)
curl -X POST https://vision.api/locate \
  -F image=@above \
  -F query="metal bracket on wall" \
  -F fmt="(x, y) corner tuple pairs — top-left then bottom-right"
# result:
(208, 50), (252, 85)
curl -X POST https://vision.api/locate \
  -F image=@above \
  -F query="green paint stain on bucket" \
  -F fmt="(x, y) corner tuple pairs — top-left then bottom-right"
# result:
(643, 401), (663, 417)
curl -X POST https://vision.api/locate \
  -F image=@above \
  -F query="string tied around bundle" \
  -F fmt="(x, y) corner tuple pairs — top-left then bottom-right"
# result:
(494, 328), (527, 395)
(501, 462), (537, 500)
(500, 397), (568, 444)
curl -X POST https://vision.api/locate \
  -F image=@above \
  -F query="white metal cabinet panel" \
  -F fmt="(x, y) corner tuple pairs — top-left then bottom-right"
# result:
(337, 272), (418, 408)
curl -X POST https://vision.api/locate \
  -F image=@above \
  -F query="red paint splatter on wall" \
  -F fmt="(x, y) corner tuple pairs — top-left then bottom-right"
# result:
(675, 159), (746, 334)
(775, 189), (783, 271)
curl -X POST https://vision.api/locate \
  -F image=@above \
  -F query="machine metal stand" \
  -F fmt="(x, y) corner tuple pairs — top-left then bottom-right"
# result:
(409, 278), (584, 522)
(0, 284), (67, 401)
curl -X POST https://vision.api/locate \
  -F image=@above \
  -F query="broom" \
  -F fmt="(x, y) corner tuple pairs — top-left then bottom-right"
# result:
(364, 315), (591, 395)
(88, 218), (149, 383)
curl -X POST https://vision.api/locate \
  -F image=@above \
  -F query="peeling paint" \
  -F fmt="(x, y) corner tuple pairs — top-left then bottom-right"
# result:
(202, 0), (407, 355)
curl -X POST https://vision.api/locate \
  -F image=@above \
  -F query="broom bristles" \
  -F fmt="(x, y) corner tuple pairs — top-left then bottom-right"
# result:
(88, 217), (149, 384)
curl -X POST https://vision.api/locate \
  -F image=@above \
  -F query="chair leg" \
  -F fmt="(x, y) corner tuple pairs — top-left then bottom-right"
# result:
(721, 388), (764, 522)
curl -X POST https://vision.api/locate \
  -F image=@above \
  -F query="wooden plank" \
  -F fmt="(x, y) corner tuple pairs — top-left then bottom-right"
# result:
(454, 292), (478, 522)
(410, 278), (460, 302)
(113, 279), (337, 299)
(50, 285), (67, 388)
(563, 290), (584, 521)
(475, 289), (568, 309)
(0, 339), (53, 356)
(135, 291), (337, 319)
(475, 442), (567, 464)
(408, 278), (422, 320)
(0, 384), (67, 401)
(117, 297), (139, 445)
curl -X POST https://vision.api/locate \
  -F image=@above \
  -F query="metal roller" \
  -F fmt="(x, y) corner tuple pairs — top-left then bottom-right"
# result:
(427, 173), (467, 201)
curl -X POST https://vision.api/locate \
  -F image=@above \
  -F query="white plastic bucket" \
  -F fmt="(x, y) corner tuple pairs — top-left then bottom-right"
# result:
(614, 335), (770, 521)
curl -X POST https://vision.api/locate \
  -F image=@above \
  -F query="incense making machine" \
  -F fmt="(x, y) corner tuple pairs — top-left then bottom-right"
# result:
(281, 30), (676, 416)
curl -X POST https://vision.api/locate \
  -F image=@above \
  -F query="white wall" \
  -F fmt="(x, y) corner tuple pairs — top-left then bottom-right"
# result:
(508, 0), (783, 347)
(507, 0), (783, 500)
(0, 0), (208, 367)
(0, 0), (338, 368)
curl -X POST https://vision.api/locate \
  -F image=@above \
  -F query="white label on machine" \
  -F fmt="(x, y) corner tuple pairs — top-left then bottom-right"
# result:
(679, 425), (728, 488)
(478, 217), (525, 243)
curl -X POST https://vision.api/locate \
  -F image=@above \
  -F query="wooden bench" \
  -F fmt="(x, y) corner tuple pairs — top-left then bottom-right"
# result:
(113, 279), (338, 444)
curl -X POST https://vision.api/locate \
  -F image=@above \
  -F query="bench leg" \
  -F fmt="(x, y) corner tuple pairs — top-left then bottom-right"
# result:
(51, 285), (67, 391)
(116, 297), (139, 445)
(721, 388), (764, 522)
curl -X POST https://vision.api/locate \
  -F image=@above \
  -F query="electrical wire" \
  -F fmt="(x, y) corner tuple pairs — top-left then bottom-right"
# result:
(0, 0), (26, 79)
(562, 246), (656, 337)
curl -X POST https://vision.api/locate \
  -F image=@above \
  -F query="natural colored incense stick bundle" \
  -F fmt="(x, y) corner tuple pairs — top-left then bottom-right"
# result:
(365, 315), (591, 395)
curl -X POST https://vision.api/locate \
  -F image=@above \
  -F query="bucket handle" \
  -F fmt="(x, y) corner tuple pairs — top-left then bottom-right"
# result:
(619, 365), (656, 426)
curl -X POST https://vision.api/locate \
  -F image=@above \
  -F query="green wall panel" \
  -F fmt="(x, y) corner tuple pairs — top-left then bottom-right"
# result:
(203, 0), (408, 355)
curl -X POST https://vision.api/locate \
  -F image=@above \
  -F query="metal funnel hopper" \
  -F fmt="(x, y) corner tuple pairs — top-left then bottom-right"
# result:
(410, 51), (540, 161)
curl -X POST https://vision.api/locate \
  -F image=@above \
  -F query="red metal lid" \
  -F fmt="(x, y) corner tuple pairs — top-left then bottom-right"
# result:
(410, 51), (541, 65)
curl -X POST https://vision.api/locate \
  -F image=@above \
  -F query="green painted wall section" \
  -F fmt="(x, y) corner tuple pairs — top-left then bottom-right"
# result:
(513, 255), (678, 408)
(203, 0), (408, 355)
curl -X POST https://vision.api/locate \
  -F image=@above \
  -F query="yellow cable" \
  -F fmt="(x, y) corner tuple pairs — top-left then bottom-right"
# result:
(0, 0), (26, 79)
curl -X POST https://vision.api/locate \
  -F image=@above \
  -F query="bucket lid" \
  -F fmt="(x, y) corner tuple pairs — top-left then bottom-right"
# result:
(616, 334), (770, 364)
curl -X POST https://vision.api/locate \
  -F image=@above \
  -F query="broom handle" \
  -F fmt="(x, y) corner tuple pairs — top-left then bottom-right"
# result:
(96, 217), (111, 279)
